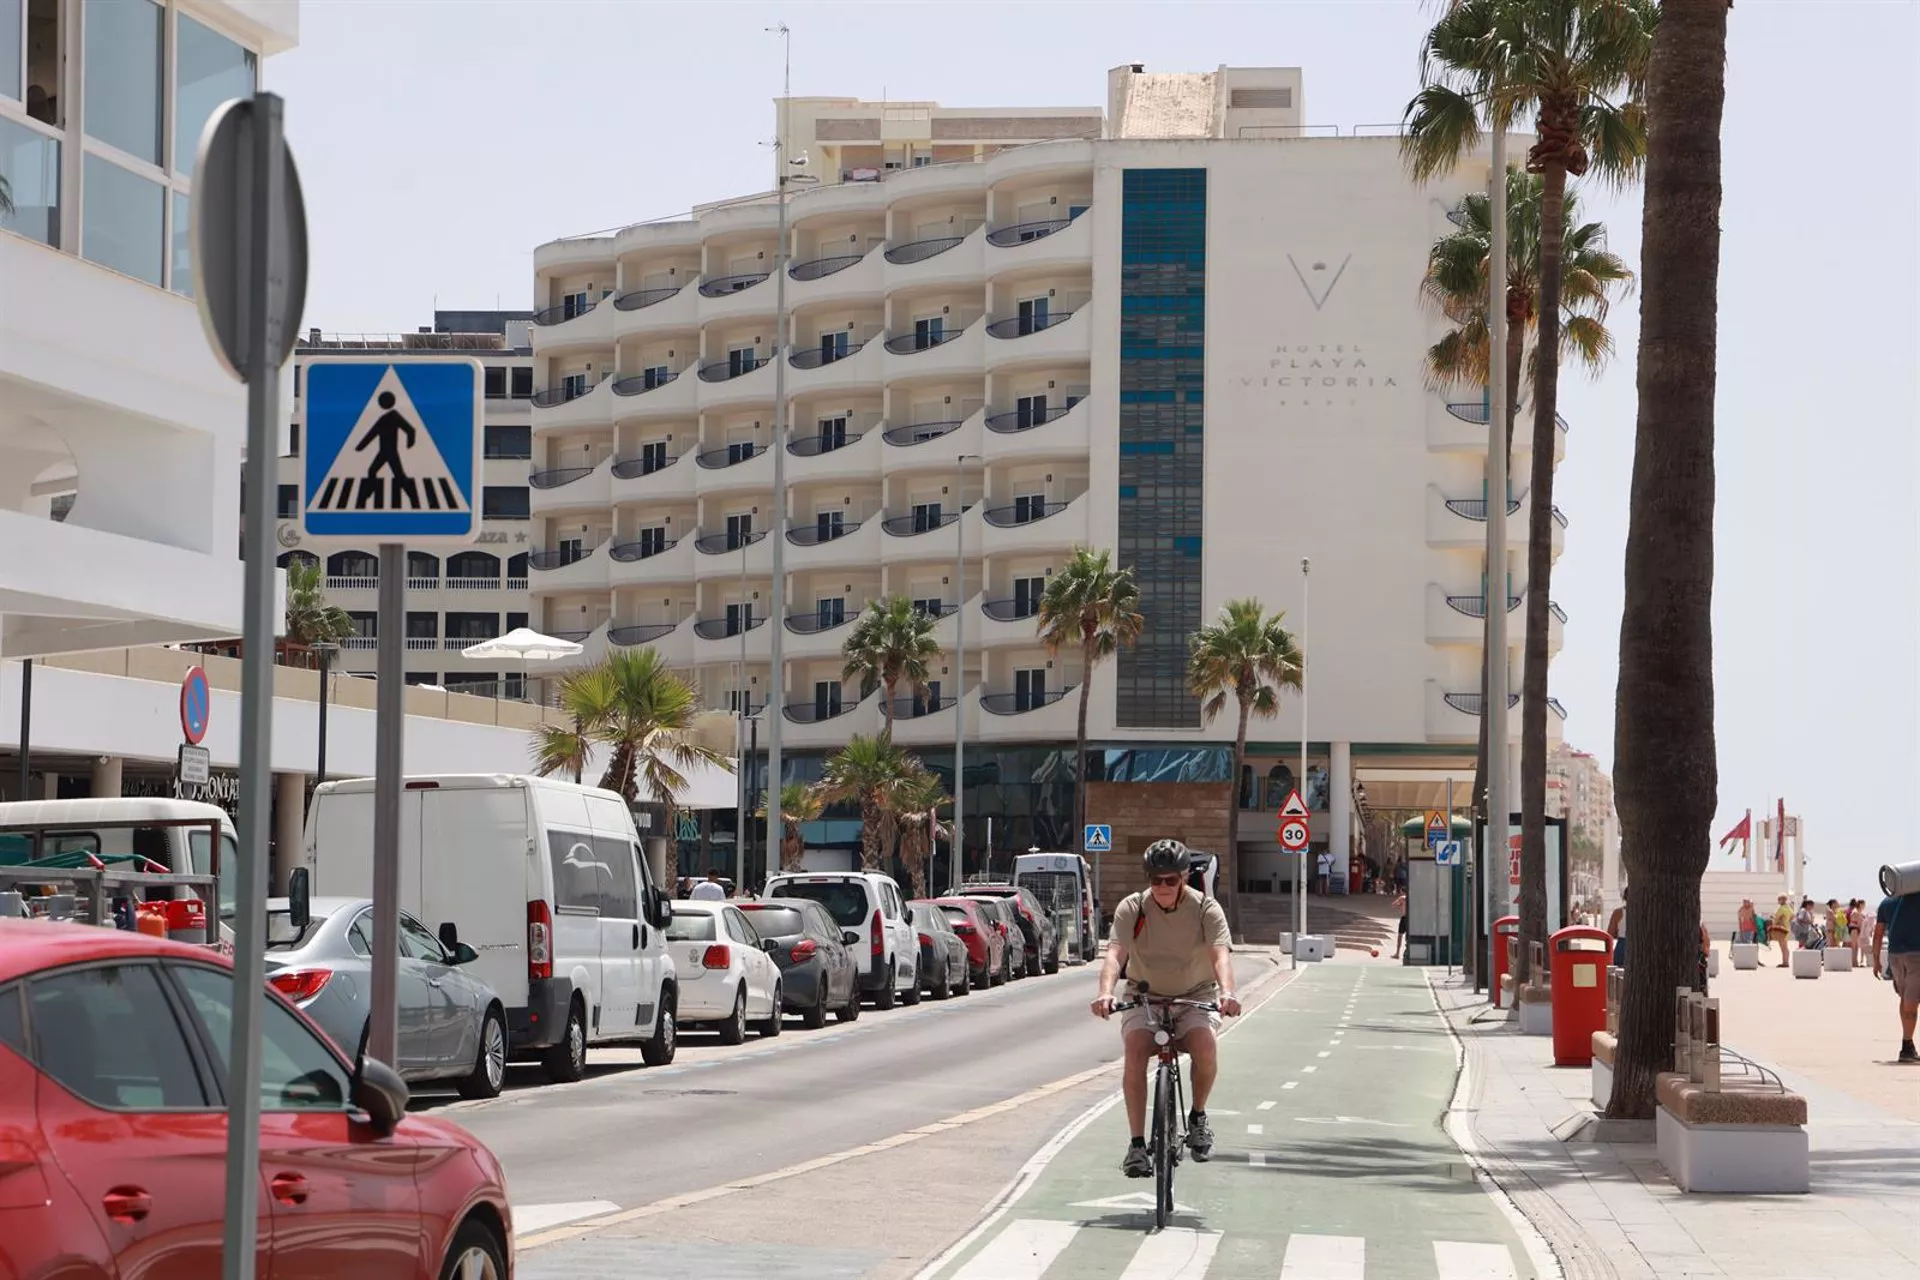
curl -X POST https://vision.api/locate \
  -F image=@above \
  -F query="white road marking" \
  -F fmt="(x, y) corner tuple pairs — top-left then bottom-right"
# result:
(1301, 1065), (1317, 1073)
(1433, 1240), (1520, 1279)
(1247, 1123), (1265, 1135)
(1317, 1050), (1332, 1058)
(1249, 1151), (1267, 1166)
(1257, 1100), (1277, 1110)
(952, 1220), (1080, 1280)
(1069, 1191), (1193, 1213)
(512, 1201), (621, 1234)
(1118, 1226), (1222, 1280)
(1282, 1081), (1299, 1090)
(1279, 1233), (1366, 1279)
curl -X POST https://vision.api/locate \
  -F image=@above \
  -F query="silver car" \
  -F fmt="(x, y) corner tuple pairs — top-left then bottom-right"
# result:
(264, 895), (507, 1099)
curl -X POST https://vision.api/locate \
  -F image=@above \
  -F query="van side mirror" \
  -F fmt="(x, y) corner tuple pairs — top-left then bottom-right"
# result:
(288, 869), (311, 935)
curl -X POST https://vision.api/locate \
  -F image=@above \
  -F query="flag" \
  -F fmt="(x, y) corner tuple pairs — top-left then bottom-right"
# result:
(1717, 811), (1751, 849)
(1775, 798), (1787, 873)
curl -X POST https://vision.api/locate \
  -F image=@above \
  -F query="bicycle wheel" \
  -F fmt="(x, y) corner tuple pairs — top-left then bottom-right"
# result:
(1153, 1063), (1176, 1229)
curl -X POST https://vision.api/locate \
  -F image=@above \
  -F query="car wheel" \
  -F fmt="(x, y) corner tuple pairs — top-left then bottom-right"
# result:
(901, 956), (922, 1006)
(803, 980), (829, 1029)
(836, 974), (862, 1022)
(641, 990), (677, 1066)
(719, 985), (748, 1045)
(932, 961), (950, 1000)
(541, 998), (587, 1084)
(956, 964), (971, 996)
(874, 966), (897, 1010)
(439, 1217), (506, 1280)
(457, 1006), (508, 1100)
(757, 984), (784, 1038)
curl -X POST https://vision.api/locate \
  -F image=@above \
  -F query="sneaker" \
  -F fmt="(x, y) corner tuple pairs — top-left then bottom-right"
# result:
(1121, 1144), (1153, 1178)
(1899, 1042), (1918, 1064)
(1186, 1111), (1214, 1161)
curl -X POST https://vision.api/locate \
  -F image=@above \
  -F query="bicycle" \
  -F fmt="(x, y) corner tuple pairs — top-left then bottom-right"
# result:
(1111, 987), (1221, 1230)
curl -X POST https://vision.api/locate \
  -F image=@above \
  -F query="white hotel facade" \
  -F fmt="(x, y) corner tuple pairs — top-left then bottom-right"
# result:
(526, 65), (1567, 889)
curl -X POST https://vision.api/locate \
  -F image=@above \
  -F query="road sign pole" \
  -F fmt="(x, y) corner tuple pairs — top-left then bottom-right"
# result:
(1296, 557), (1310, 968)
(1444, 777), (1453, 975)
(368, 543), (405, 1068)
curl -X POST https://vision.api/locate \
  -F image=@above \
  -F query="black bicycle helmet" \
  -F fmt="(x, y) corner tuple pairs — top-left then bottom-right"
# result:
(1142, 838), (1188, 876)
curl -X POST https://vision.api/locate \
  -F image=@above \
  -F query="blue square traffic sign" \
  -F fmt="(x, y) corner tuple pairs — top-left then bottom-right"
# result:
(1083, 824), (1112, 854)
(301, 358), (482, 544)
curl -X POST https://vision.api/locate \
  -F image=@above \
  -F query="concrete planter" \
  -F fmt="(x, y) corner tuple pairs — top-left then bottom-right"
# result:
(1729, 942), (1760, 970)
(1656, 1108), (1810, 1195)
(1790, 949), (1823, 979)
(1706, 949), (1721, 978)
(1822, 947), (1853, 973)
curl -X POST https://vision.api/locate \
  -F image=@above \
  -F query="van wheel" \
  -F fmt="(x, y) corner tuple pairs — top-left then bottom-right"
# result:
(641, 991), (677, 1066)
(874, 969), (897, 1011)
(458, 1007), (507, 1099)
(542, 999), (586, 1084)
(756, 985), (783, 1038)
(718, 986), (748, 1045)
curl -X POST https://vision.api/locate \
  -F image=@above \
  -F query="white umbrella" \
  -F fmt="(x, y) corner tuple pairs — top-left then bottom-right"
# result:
(461, 627), (585, 701)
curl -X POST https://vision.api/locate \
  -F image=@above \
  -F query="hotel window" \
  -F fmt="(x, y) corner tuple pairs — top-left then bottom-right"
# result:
(482, 486), (530, 520)
(510, 367), (534, 399)
(484, 367), (506, 399)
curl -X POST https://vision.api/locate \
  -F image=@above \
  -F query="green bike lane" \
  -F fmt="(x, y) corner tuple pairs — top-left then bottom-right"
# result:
(920, 963), (1549, 1280)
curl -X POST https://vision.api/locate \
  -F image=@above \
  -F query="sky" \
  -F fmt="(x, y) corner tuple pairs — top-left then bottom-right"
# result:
(264, 1), (1919, 894)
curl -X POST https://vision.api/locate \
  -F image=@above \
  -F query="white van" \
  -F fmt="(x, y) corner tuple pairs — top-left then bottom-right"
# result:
(304, 773), (678, 1082)
(1013, 851), (1096, 958)
(760, 870), (919, 1009)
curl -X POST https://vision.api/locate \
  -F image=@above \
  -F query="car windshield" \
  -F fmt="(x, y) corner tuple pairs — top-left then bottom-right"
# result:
(665, 911), (717, 941)
(773, 881), (869, 927)
(264, 907), (332, 951)
(741, 906), (806, 936)
(940, 905), (973, 928)
(909, 905), (943, 931)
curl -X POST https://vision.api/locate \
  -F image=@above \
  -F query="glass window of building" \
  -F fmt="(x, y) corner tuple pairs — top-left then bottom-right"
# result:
(82, 151), (164, 285)
(169, 191), (191, 295)
(1, 0), (21, 100)
(83, 0), (163, 164)
(24, 0), (58, 127)
(173, 13), (253, 177)
(0, 113), (60, 248)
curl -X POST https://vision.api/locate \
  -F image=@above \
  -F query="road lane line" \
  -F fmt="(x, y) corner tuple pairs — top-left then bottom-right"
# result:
(1278, 1233), (1365, 1279)
(1247, 1123), (1264, 1135)
(1433, 1240), (1519, 1279)
(1301, 1065), (1317, 1072)
(511, 1201), (620, 1234)
(1282, 1081), (1299, 1089)
(1249, 1151), (1267, 1166)
(952, 1220), (1080, 1280)
(1117, 1226), (1222, 1280)
(1257, 1100), (1276, 1110)
(1317, 1050), (1332, 1057)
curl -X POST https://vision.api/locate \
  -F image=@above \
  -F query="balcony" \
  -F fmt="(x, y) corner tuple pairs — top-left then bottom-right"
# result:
(981, 492), (1085, 556)
(695, 354), (776, 412)
(880, 408), (985, 468)
(326, 575), (377, 591)
(693, 615), (767, 641)
(980, 687), (1071, 715)
(612, 280), (699, 338)
(524, 543), (606, 592)
(694, 530), (767, 556)
(782, 696), (860, 725)
(611, 367), (697, 421)
(788, 334), (884, 398)
(445, 576), (500, 591)
(784, 607), (859, 636)
(531, 296), (613, 349)
(789, 340), (870, 370)
(607, 532), (693, 588)
(610, 369), (681, 397)
(983, 396), (1091, 464)
(788, 421), (880, 484)
(528, 457), (613, 517)
(784, 515), (880, 572)
(882, 419), (964, 447)
(984, 308), (1089, 374)
(789, 253), (862, 282)
(882, 223), (987, 294)
(880, 321), (984, 386)
(407, 577), (438, 591)
(697, 270), (777, 325)
(786, 520), (864, 547)
(1444, 691), (1568, 719)
(405, 636), (440, 652)
(530, 376), (612, 433)
(981, 598), (1040, 624)
(985, 218), (1074, 248)
(695, 441), (767, 470)
(883, 329), (963, 356)
(614, 284), (685, 312)
(983, 498), (1069, 528)
(608, 534), (682, 564)
(697, 353), (771, 384)
(984, 209), (1092, 276)
(1424, 484), (1564, 558)
(1423, 680), (1565, 745)
(880, 510), (960, 538)
(884, 236), (964, 266)
(782, 604), (862, 660)
(1431, 400), (1568, 462)
(610, 621), (679, 646)
(698, 272), (770, 298)
(779, 689), (883, 747)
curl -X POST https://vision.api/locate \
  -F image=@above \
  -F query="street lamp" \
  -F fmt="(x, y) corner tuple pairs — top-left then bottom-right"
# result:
(952, 452), (981, 893)
(1294, 558), (1310, 969)
(311, 641), (340, 800)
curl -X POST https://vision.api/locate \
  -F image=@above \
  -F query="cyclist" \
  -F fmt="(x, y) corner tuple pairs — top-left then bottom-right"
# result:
(1090, 838), (1241, 1177)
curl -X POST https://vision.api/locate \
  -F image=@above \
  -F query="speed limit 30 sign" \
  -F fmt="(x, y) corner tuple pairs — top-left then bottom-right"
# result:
(1279, 818), (1311, 852)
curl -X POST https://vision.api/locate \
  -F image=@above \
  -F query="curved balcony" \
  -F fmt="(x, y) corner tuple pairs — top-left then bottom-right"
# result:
(527, 546), (593, 571)
(784, 608), (858, 636)
(607, 530), (694, 588)
(985, 309), (1076, 339)
(698, 272), (770, 298)
(788, 420), (881, 485)
(882, 419), (964, 447)
(529, 457), (613, 517)
(984, 209), (1092, 279)
(530, 377), (613, 434)
(786, 515), (880, 572)
(695, 441), (766, 470)
(883, 329), (963, 356)
(789, 253), (864, 282)
(612, 451), (684, 480)
(612, 371), (697, 424)
(697, 354), (771, 383)
(789, 340), (870, 370)
(533, 235), (615, 276)
(1423, 484), (1563, 559)
(786, 520), (864, 547)
(608, 621), (678, 647)
(879, 321), (983, 387)
(985, 219), (1072, 248)
(981, 491), (1085, 556)
(980, 688), (1072, 715)
(885, 236), (964, 265)
(983, 396), (1090, 465)
(983, 499), (1069, 528)
(694, 530), (767, 556)
(980, 598), (1040, 624)
(523, 543), (607, 593)
(534, 298), (598, 326)
(695, 359), (776, 414)
(1434, 400), (1569, 464)
(1443, 497), (1522, 520)
(789, 426), (866, 456)
(1446, 401), (1570, 435)
(882, 223), (987, 295)
(531, 299), (614, 354)
(983, 138), (1094, 187)
(985, 307), (1089, 375)
(610, 453), (692, 507)
(529, 464), (593, 490)
(1442, 691), (1568, 720)
(614, 284), (684, 312)
(693, 615), (767, 641)
(986, 405), (1071, 434)
(782, 697), (859, 725)
(881, 510), (959, 538)
(608, 535), (681, 564)
(1443, 593), (1521, 620)
(611, 369), (681, 397)
(890, 694), (957, 721)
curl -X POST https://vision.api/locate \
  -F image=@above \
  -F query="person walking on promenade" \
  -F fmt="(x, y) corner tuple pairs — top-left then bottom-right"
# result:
(1607, 887), (1629, 968)
(1768, 895), (1793, 967)
(1870, 883), (1920, 1064)
(1736, 898), (1759, 944)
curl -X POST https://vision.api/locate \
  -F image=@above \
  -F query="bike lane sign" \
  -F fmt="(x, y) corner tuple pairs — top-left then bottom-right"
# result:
(301, 359), (483, 545)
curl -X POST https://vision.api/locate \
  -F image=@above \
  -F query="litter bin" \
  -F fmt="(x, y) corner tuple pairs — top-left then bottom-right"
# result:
(1549, 925), (1613, 1066)
(1492, 915), (1520, 1008)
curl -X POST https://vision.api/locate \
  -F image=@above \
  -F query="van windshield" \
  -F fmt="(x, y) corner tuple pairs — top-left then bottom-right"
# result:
(1016, 871), (1080, 912)
(771, 881), (868, 927)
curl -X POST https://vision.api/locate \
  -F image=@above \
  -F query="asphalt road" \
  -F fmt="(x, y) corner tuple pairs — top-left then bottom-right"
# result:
(441, 954), (1280, 1212)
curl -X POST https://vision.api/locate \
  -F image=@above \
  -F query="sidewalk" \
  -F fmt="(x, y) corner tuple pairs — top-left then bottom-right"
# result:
(1432, 971), (1920, 1280)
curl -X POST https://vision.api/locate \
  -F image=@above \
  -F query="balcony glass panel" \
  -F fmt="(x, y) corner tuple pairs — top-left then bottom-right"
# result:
(83, 0), (162, 164)
(82, 153), (164, 286)
(174, 13), (255, 178)
(0, 116), (60, 248)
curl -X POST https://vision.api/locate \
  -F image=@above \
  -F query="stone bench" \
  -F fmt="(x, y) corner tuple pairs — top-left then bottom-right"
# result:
(1729, 941), (1760, 970)
(1291, 934), (1333, 962)
(1516, 981), (1552, 1035)
(1790, 949), (1822, 979)
(1822, 947), (1853, 973)
(1655, 1071), (1809, 1194)
(1591, 1030), (1617, 1109)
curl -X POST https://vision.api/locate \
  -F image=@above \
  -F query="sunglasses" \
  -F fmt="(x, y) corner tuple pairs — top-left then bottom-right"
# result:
(1150, 873), (1185, 887)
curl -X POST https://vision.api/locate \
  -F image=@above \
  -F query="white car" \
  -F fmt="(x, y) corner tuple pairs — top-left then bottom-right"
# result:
(761, 871), (920, 1009)
(665, 901), (784, 1043)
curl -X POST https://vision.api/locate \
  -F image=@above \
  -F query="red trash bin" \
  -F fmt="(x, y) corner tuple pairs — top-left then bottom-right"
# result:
(1491, 915), (1520, 1008)
(1549, 925), (1614, 1066)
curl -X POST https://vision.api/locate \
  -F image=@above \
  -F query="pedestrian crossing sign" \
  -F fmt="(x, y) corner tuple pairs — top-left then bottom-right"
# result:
(301, 358), (482, 544)
(1083, 824), (1112, 854)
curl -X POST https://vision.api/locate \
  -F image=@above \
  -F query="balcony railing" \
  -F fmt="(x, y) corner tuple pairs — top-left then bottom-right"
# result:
(883, 330), (963, 355)
(786, 521), (862, 547)
(613, 284), (684, 311)
(1446, 402), (1570, 433)
(1444, 594), (1521, 619)
(1444, 692), (1568, 719)
(788, 253), (865, 281)
(531, 381), (596, 408)
(880, 512), (959, 537)
(788, 340), (870, 370)
(693, 616), (767, 640)
(985, 405), (1071, 434)
(985, 309), (1076, 339)
(697, 272), (770, 298)
(980, 688), (1071, 716)
(1548, 601), (1569, 623)
(446, 576), (500, 590)
(1551, 506), (1569, 528)
(890, 694), (957, 720)
(546, 629), (594, 643)
(533, 298), (598, 325)
(528, 547), (595, 571)
(529, 465), (596, 490)
(507, 576), (528, 591)
(407, 577), (439, 590)
(783, 699), (856, 724)
(609, 622), (678, 646)
(883, 236), (963, 265)
(327, 575), (377, 591)
(1443, 497), (1522, 520)
(695, 442), (766, 469)
(444, 635), (499, 651)
(986, 217), (1075, 248)
(983, 500), (1069, 528)
(405, 637), (440, 651)
(694, 531), (766, 555)
(611, 369), (679, 396)
(784, 610), (856, 635)
(788, 428), (865, 456)
(981, 598), (1039, 623)
(342, 636), (378, 650)
(881, 419), (963, 446)
(697, 354), (770, 383)
(611, 452), (682, 479)
(609, 536), (679, 562)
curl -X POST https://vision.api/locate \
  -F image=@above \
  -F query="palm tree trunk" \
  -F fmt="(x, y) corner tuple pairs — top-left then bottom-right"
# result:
(782, 820), (805, 871)
(1224, 699), (1251, 941)
(882, 676), (897, 738)
(861, 800), (883, 871)
(1516, 155), (1567, 985)
(1074, 636), (1094, 873)
(1605, 0), (1727, 1120)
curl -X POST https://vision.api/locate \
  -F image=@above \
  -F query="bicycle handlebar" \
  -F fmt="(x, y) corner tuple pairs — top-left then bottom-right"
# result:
(1109, 997), (1221, 1014)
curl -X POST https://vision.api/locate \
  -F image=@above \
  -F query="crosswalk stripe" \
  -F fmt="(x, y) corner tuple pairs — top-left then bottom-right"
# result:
(1249, 1152), (1267, 1166)
(1282, 1081), (1299, 1089)
(511, 1200), (620, 1234)
(951, 1219), (1079, 1280)
(1257, 1100), (1276, 1110)
(1433, 1241), (1519, 1279)
(1117, 1226), (1222, 1280)
(1278, 1233), (1365, 1279)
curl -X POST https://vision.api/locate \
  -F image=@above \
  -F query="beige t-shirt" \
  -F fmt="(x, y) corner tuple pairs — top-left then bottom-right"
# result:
(1113, 888), (1231, 999)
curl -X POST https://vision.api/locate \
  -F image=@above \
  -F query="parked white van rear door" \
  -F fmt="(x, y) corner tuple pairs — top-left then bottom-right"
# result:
(583, 792), (644, 1036)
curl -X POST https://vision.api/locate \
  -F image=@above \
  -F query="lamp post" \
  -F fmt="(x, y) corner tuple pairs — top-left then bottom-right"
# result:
(312, 642), (339, 799)
(952, 452), (981, 893)
(736, 536), (750, 889)
(1294, 557), (1310, 969)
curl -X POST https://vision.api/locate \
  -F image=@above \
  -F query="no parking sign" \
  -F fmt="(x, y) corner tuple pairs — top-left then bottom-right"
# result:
(180, 666), (211, 745)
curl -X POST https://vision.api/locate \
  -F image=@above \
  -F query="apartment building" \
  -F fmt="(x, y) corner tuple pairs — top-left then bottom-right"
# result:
(524, 64), (1570, 883)
(280, 311), (539, 695)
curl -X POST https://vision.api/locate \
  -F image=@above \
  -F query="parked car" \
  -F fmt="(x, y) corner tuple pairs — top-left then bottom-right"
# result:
(761, 871), (920, 1008)
(665, 901), (784, 1043)
(0, 920), (514, 1280)
(934, 896), (1009, 987)
(907, 900), (971, 999)
(307, 773), (679, 1083)
(960, 884), (1058, 976)
(737, 898), (861, 1028)
(264, 895), (507, 1098)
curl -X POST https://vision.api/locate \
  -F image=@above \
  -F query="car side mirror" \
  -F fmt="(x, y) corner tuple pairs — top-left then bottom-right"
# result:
(351, 1054), (409, 1136)
(449, 942), (480, 966)
(437, 921), (460, 950)
(762, 937), (779, 952)
(841, 929), (860, 946)
(288, 868), (311, 935)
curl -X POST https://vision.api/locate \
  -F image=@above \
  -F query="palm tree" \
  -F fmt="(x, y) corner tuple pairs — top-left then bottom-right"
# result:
(841, 596), (942, 738)
(817, 734), (915, 872)
(1423, 172), (1632, 832)
(892, 767), (951, 900)
(0, 175), (14, 217)
(1604, 0), (1729, 1120)
(530, 649), (725, 883)
(1404, 0), (1656, 979)
(759, 781), (824, 872)
(1037, 548), (1145, 851)
(282, 559), (353, 661)
(1187, 601), (1305, 939)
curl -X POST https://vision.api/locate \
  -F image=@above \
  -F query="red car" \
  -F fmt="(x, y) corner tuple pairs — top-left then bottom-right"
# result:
(0, 919), (513, 1280)
(931, 897), (1009, 987)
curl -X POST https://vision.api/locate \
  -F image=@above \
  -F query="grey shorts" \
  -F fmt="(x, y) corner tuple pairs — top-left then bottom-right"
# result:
(1892, 952), (1920, 1001)
(1122, 1001), (1222, 1043)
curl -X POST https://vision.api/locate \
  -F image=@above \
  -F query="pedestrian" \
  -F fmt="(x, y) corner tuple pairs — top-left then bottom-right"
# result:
(1768, 895), (1793, 967)
(1391, 889), (1407, 959)
(1607, 887), (1628, 968)
(690, 869), (728, 901)
(1850, 899), (1871, 968)
(1826, 899), (1847, 954)
(1736, 898), (1759, 944)
(1869, 884), (1920, 1064)
(1793, 898), (1826, 951)
(1314, 849), (1334, 896)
